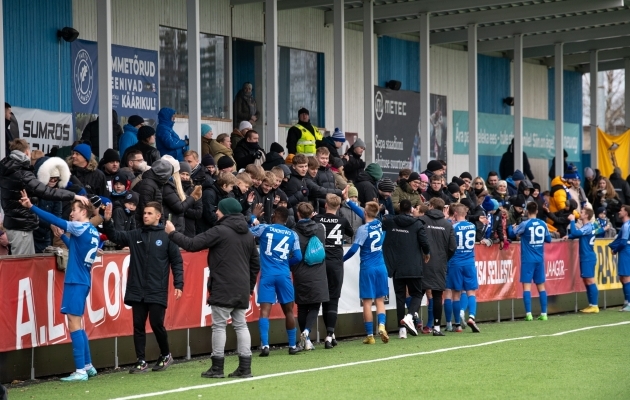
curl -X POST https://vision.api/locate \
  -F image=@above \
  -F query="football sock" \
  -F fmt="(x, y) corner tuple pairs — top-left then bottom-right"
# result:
(444, 299), (453, 323)
(587, 283), (598, 306)
(377, 313), (386, 326)
(623, 282), (630, 303)
(405, 296), (412, 310)
(81, 330), (92, 367)
(427, 299), (434, 328)
(460, 293), (468, 312)
(259, 318), (269, 347)
(468, 295), (477, 318)
(523, 291), (532, 314)
(70, 330), (85, 370)
(287, 328), (297, 348)
(453, 300), (461, 324)
(539, 290), (548, 314)
(364, 321), (373, 336)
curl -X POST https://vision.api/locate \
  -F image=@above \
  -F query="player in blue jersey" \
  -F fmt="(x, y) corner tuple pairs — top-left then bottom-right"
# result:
(19, 190), (99, 381)
(609, 205), (630, 312)
(446, 204), (481, 332)
(568, 208), (599, 313)
(509, 201), (552, 321)
(249, 206), (303, 356)
(343, 201), (390, 344)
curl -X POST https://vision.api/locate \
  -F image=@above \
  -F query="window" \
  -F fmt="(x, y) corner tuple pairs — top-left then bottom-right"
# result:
(159, 26), (226, 118)
(278, 47), (324, 127)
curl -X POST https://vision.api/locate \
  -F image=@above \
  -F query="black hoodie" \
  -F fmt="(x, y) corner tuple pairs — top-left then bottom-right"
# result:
(292, 219), (329, 304)
(355, 171), (378, 207)
(419, 209), (456, 291)
(382, 214), (431, 279)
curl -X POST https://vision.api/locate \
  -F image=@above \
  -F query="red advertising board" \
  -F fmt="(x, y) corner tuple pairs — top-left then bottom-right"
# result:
(475, 244), (520, 302)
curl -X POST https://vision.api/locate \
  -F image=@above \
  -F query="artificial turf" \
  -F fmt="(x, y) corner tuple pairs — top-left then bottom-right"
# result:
(7, 309), (629, 400)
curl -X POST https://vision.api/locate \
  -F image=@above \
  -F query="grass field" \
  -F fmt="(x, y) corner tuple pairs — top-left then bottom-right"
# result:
(7, 309), (630, 400)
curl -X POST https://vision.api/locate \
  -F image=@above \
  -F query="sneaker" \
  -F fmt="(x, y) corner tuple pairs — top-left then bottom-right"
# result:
(446, 325), (454, 332)
(85, 366), (97, 377)
(378, 324), (389, 343)
(152, 353), (173, 371)
(331, 334), (338, 347)
(401, 314), (418, 336)
(60, 371), (88, 382)
(363, 335), (376, 345)
(621, 304), (630, 312)
(432, 329), (445, 337)
(299, 331), (308, 349)
(129, 360), (149, 374)
(288, 345), (303, 355)
(421, 326), (432, 335)
(525, 314), (534, 321)
(580, 305), (600, 313)
(467, 318), (480, 333)
(305, 339), (314, 351)
(259, 346), (270, 357)
(324, 339), (333, 349)
(453, 325), (463, 333)
(399, 327), (407, 339)
(460, 310), (466, 329)
(537, 314), (548, 321)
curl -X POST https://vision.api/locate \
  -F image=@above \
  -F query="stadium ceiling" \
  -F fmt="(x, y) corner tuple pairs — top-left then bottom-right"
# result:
(231, 0), (630, 71)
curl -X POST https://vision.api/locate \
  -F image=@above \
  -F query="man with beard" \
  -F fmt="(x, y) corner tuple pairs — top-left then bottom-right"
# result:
(286, 108), (322, 159)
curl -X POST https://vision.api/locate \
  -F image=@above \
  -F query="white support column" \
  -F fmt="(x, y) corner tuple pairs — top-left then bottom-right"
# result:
(468, 24), (478, 176)
(419, 13), (430, 170)
(363, 0), (374, 164)
(625, 58), (630, 131)
(554, 42), (564, 178)
(265, 0), (278, 143)
(187, 0), (201, 154)
(334, 0), (345, 132)
(0, 0), (5, 158)
(97, 0), (113, 157)
(590, 50), (599, 168)
(514, 34), (524, 173)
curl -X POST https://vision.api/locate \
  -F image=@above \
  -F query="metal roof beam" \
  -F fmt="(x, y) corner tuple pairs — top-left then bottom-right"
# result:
(373, 0), (623, 36)
(231, 0), (263, 5)
(561, 47), (630, 66)
(477, 23), (630, 52)
(579, 59), (627, 72)
(430, 8), (630, 46)
(278, 0), (358, 11)
(326, 0), (521, 25)
(524, 35), (630, 58)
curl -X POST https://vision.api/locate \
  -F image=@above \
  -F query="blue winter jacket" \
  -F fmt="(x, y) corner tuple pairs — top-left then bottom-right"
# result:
(118, 124), (139, 158)
(156, 108), (186, 161)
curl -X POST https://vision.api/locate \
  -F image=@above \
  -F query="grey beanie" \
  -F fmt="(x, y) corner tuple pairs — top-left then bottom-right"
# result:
(353, 138), (366, 149)
(179, 161), (192, 175)
(150, 159), (174, 180)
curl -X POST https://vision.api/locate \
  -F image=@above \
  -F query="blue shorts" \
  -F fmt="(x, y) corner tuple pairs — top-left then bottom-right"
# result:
(359, 265), (389, 300)
(580, 259), (596, 279)
(618, 255), (630, 277)
(257, 274), (295, 305)
(447, 263), (479, 291)
(60, 283), (90, 316)
(520, 262), (545, 285)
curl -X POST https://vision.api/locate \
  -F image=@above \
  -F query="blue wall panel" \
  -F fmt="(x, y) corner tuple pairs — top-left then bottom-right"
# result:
(377, 36), (419, 91)
(232, 39), (258, 101)
(478, 55), (511, 115)
(3, 0), (73, 112)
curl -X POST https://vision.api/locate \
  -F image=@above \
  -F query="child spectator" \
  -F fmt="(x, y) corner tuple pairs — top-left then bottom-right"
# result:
(595, 207), (616, 238)
(112, 191), (139, 233)
(110, 172), (130, 204)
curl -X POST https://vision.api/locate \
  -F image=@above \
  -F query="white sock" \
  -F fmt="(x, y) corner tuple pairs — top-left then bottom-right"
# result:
(84, 363), (93, 370)
(332, 333), (336, 339)
(526, 312), (532, 316)
(433, 326), (441, 332)
(325, 336), (332, 342)
(446, 322), (452, 329)
(75, 369), (87, 375)
(541, 312), (547, 316)
(303, 329), (310, 336)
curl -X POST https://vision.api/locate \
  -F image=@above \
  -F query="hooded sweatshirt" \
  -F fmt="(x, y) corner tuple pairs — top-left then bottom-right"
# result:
(292, 219), (329, 305)
(382, 214), (431, 278)
(156, 108), (187, 161)
(419, 209), (456, 291)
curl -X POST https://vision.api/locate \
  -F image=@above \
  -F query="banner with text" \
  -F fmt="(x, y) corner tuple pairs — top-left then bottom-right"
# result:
(11, 107), (74, 154)
(594, 238), (622, 291)
(453, 111), (580, 162)
(474, 244), (520, 302)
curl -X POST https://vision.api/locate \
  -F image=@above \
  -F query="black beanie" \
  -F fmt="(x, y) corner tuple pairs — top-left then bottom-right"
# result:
(427, 160), (443, 172)
(452, 176), (465, 187)
(217, 156), (235, 170)
(270, 142), (284, 154)
(102, 148), (120, 164)
(460, 171), (473, 181)
(138, 126), (156, 141)
(447, 182), (460, 194)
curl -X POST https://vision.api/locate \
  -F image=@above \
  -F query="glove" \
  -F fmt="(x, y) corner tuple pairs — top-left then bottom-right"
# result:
(301, 186), (309, 198)
(481, 238), (493, 247)
(500, 240), (510, 250)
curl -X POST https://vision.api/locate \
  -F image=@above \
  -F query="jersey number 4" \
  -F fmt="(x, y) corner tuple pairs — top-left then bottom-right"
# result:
(327, 224), (343, 245)
(264, 233), (290, 260)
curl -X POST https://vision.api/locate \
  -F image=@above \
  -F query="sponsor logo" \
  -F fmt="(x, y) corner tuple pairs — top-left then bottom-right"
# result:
(156, 240), (163, 246)
(73, 49), (94, 105)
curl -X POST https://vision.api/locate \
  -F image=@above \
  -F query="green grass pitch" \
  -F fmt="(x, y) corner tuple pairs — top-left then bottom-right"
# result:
(7, 309), (630, 400)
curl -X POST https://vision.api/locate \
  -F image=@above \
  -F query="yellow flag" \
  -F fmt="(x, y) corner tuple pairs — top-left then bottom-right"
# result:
(596, 127), (630, 178)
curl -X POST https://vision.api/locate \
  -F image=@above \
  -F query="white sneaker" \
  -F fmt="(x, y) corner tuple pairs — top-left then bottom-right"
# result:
(401, 314), (418, 336)
(460, 310), (466, 329)
(399, 327), (407, 339)
(299, 331), (308, 348)
(305, 339), (314, 350)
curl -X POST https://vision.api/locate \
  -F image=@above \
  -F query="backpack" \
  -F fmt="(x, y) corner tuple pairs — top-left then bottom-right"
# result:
(304, 235), (325, 266)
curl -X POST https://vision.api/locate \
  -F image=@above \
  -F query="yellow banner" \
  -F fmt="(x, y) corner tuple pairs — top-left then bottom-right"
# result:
(596, 127), (630, 178)
(594, 239), (622, 290)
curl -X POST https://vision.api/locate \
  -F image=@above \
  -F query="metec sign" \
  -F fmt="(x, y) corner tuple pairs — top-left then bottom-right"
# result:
(11, 107), (74, 154)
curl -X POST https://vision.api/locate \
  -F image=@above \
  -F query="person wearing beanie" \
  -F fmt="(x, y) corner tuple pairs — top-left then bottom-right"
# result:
(81, 109), (123, 155)
(103, 200), (183, 374)
(123, 125), (160, 167)
(315, 128), (345, 166)
(230, 120), (253, 151)
(460, 171), (473, 181)
(392, 172), (423, 214)
(201, 124), (213, 157)
(178, 160), (204, 237)
(159, 155), (202, 233)
(69, 143), (108, 196)
(217, 155), (235, 173)
(132, 159), (173, 225)
(355, 163), (382, 207)
(201, 154), (216, 178)
(286, 107), (322, 157)
(595, 207), (614, 239)
(119, 115), (145, 157)
(499, 138), (535, 181)
(343, 138), (366, 182)
(156, 107), (187, 162)
(99, 148), (123, 192)
(374, 177), (396, 218)
(179, 161), (192, 176)
(447, 182), (461, 203)
(421, 160), (445, 179)
(507, 194), (527, 226)
(263, 142), (286, 171)
(109, 189), (139, 234)
(506, 169), (525, 196)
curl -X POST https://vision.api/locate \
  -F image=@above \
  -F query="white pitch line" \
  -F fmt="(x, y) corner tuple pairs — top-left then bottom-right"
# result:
(111, 321), (630, 400)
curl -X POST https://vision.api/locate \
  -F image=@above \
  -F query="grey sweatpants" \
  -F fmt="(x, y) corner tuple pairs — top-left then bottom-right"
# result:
(6, 229), (35, 256)
(211, 306), (251, 357)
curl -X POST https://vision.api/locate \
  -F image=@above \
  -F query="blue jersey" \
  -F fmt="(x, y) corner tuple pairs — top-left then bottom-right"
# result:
(352, 220), (386, 270)
(514, 218), (552, 264)
(31, 206), (99, 287)
(568, 221), (596, 263)
(449, 221), (476, 268)
(609, 220), (630, 264)
(250, 223), (301, 276)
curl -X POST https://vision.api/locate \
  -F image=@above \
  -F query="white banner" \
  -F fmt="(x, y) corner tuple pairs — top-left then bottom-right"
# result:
(11, 107), (74, 155)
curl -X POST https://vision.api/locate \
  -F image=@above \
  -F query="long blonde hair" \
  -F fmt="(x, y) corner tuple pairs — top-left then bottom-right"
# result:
(172, 172), (186, 201)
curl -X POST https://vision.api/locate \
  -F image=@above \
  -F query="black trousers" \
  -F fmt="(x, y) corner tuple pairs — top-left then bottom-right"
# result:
(297, 303), (321, 334)
(131, 301), (169, 361)
(393, 278), (423, 326)
(432, 290), (444, 327)
(322, 297), (340, 334)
